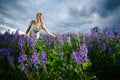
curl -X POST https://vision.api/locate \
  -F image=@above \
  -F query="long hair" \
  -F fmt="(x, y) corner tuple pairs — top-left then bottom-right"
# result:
(36, 13), (43, 19)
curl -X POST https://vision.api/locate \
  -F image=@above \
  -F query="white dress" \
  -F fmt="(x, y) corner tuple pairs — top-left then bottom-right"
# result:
(28, 21), (41, 39)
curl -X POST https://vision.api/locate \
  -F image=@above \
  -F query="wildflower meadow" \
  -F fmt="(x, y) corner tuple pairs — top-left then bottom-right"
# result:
(0, 26), (120, 80)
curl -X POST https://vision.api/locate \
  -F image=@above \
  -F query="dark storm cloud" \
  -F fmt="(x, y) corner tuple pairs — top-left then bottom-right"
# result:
(0, 0), (28, 21)
(59, 5), (94, 28)
(94, 0), (120, 18)
(0, 0), (28, 32)
(63, 0), (120, 30)
(94, 0), (120, 27)
(68, 0), (120, 19)
(68, 6), (93, 18)
(59, 20), (93, 28)
(0, 0), (26, 11)
(104, 0), (120, 11)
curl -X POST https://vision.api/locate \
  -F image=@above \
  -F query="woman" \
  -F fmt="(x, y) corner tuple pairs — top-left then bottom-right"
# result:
(25, 13), (56, 39)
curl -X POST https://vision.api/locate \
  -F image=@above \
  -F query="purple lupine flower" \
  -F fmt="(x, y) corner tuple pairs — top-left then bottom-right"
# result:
(91, 27), (99, 33)
(107, 46), (116, 55)
(0, 48), (6, 54)
(89, 42), (93, 48)
(57, 35), (64, 45)
(14, 29), (19, 36)
(80, 43), (88, 54)
(20, 64), (25, 71)
(7, 55), (14, 63)
(111, 46), (116, 51)
(22, 74), (27, 79)
(80, 43), (88, 61)
(60, 36), (64, 45)
(96, 39), (100, 44)
(99, 41), (106, 51)
(0, 35), (3, 42)
(4, 31), (10, 40)
(108, 47), (112, 55)
(118, 25), (120, 32)
(63, 34), (68, 41)
(46, 38), (51, 46)
(40, 52), (47, 67)
(18, 35), (25, 48)
(22, 64), (30, 72)
(29, 34), (37, 47)
(91, 27), (99, 37)
(103, 28), (114, 38)
(54, 41), (57, 47)
(72, 51), (82, 65)
(18, 51), (27, 63)
(115, 25), (120, 36)
(29, 52), (39, 69)
(43, 36), (53, 46)
(3, 48), (11, 56)
(28, 39), (35, 47)
(42, 36), (50, 46)
(25, 34), (37, 47)
(72, 43), (88, 65)
(31, 34), (37, 41)
(9, 34), (16, 45)
(19, 63), (30, 71)
(25, 35), (30, 42)
(0, 48), (14, 63)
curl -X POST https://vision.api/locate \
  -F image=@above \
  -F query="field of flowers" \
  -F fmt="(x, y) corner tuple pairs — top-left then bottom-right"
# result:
(0, 26), (120, 80)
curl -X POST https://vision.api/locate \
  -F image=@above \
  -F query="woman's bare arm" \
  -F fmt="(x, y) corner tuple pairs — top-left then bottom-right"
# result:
(25, 20), (33, 35)
(42, 25), (56, 38)
(25, 26), (31, 34)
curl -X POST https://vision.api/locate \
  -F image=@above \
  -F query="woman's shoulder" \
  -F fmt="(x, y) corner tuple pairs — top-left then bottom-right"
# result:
(31, 20), (35, 23)
(29, 20), (35, 25)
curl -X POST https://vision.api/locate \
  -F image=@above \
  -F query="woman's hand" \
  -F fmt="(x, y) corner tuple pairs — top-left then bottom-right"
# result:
(24, 34), (27, 37)
(55, 35), (59, 40)
(54, 35), (57, 39)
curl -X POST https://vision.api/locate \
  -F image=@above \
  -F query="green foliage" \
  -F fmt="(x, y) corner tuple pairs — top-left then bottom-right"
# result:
(88, 35), (120, 80)
(1, 30), (120, 80)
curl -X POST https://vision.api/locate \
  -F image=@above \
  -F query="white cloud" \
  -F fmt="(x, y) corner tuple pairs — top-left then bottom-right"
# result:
(17, 0), (44, 5)
(0, 24), (24, 34)
(3, 18), (25, 27)
(0, 3), (27, 30)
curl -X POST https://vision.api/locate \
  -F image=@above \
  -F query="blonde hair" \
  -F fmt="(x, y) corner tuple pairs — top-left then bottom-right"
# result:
(36, 12), (43, 18)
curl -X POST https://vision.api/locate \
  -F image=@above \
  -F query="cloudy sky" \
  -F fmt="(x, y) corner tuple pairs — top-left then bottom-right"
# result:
(0, 0), (120, 34)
